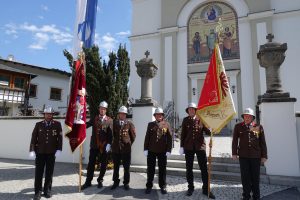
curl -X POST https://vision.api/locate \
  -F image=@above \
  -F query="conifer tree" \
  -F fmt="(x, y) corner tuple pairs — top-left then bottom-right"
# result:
(63, 44), (130, 119)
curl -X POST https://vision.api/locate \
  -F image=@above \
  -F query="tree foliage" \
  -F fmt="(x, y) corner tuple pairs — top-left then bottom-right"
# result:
(63, 44), (130, 119)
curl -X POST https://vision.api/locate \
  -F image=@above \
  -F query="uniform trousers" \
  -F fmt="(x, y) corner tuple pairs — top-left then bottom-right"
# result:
(35, 153), (55, 194)
(239, 157), (261, 200)
(112, 153), (131, 185)
(146, 151), (167, 189)
(85, 148), (108, 184)
(185, 149), (208, 191)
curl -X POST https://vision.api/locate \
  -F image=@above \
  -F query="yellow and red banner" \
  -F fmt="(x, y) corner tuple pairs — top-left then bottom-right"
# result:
(197, 44), (236, 133)
(65, 59), (86, 152)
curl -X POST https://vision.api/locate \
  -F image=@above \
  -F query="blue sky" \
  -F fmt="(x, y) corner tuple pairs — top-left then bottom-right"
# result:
(0, 0), (131, 72)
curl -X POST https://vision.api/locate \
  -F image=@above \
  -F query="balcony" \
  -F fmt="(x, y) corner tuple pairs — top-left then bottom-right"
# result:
(0, 87), (25, 104)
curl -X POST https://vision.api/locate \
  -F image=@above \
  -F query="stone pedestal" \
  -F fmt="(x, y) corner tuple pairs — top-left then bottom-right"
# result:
(297, 112), (300, 172)
(131, 104), (156, 165)
(260, 100), (300, 176)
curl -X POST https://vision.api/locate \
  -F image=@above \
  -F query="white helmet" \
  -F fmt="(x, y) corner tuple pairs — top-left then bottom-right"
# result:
(153, 107), (164, 116)
(241, 108), (255, 119)
(43, 105), (55, 114)
(118, 106), (128, 114)
(185, 102), (197, 113)
(99, 101), (108, 108)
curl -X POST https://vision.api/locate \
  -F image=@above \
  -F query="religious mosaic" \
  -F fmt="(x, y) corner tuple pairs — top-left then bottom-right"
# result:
(188, 2), (240, 64)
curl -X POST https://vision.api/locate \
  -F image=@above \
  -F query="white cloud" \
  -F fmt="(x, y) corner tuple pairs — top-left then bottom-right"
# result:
(5, 22), (73, 50)
(29, 32), (49, 50)
(99, 33), (118, 53)
(116, 30), (130, 36)
(94, 32), (130, 62)
(41, 5), (48, 11)
(38, 16), (44, 20)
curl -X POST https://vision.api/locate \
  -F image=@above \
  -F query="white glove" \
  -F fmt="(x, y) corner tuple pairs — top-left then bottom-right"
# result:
(179, 147), (184, 155)
(201, 143), (206, 151)
(29, 151), (36, 158)
(166, 152), (171, 157)
(144, 150), (148, 157)
(55, 150), (62, 157)
(106, 144), (111, 152)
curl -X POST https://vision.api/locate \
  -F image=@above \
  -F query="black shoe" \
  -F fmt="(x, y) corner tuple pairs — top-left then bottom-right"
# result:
(124, 184), (130, 190)
(34, 192), (41, 200)
(203, 191), (216, 199)
(81, 182), (92, 190)
(145, 188), (152, 194)
(186, 189), (194, 196)
(161, 188), (167, 195)
(97, 182), (103, 188)
(110, 182), (119, 190)
(43, 190), (52, 198)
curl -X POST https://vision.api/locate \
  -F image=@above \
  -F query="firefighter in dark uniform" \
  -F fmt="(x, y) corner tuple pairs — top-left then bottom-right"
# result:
(29, 106), (62, 200)
(180, 102), (215, 199)
(144, 107), (172, 195)
(81, 101), (113, 190)
(232, 108), (268, 200)
(110, 106), (136, 190)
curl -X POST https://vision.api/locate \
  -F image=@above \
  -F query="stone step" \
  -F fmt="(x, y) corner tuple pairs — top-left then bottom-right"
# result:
(169, 154), (239, 164)
(169, 155), (266, 167)
(167, 159), (266, 174)
(130, 165), (270, 184)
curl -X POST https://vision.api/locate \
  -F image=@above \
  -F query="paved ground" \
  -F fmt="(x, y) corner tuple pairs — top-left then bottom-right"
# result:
(0, 135), (296, 200)
(0, 157), (299, 200)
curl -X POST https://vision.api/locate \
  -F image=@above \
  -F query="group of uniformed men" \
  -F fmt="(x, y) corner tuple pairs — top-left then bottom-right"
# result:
(29, 101), (267, 200)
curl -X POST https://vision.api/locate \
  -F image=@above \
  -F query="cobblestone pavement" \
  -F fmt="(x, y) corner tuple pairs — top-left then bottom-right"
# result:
(1, 158), (299, 200)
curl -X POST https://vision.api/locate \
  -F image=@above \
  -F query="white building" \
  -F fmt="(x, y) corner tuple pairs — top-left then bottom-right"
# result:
(129, 0), (300, 123)
(0, 58), (71, 116)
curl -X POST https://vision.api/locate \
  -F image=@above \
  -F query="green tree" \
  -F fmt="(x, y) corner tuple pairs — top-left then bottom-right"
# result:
(115, 44), (130, 109)
(63, 44), (130, 119)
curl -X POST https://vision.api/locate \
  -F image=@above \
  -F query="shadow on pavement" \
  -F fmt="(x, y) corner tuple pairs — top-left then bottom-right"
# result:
(90, 173), (158, 200)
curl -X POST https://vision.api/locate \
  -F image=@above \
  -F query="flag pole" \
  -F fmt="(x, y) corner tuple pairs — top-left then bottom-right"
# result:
(79, 144), (83, 192)
(78, 42), (85, 192)
(207, 130), (213, 198)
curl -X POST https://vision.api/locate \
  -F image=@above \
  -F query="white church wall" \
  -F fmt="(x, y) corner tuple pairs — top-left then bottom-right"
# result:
(177, 0), (249, 27)
(271, 0), (300, 13)
(175, 0), (250, 118)
(256, 22), (267, 95)
(164, 36), (173, 103)
(131, 0), (161, 35)
(238, 20), (256, 110)
(129, 36), (161, 103)
(272, 12), (300, 111)
(177, 28), (188, 118)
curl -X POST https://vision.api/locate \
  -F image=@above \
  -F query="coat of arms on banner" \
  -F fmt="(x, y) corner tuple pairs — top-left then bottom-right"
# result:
(74, 87), (86, 124)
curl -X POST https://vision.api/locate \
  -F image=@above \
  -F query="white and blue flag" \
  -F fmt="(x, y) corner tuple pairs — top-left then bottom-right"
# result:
(74, 0), (98, 55)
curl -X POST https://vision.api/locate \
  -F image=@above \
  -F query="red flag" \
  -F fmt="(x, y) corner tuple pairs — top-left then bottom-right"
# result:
(197, 44), (236, 133)
(65, 59), (86, 152)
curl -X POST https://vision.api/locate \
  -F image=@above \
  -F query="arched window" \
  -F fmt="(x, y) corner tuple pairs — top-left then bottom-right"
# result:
(187, 2), (239, 64)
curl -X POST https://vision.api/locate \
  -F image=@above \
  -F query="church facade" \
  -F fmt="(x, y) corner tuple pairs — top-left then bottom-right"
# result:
(129, 0), (300, 124)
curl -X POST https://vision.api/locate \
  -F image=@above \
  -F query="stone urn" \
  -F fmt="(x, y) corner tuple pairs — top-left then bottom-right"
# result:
(135, 50), (158, 104)
(257, 34), (288, 99)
